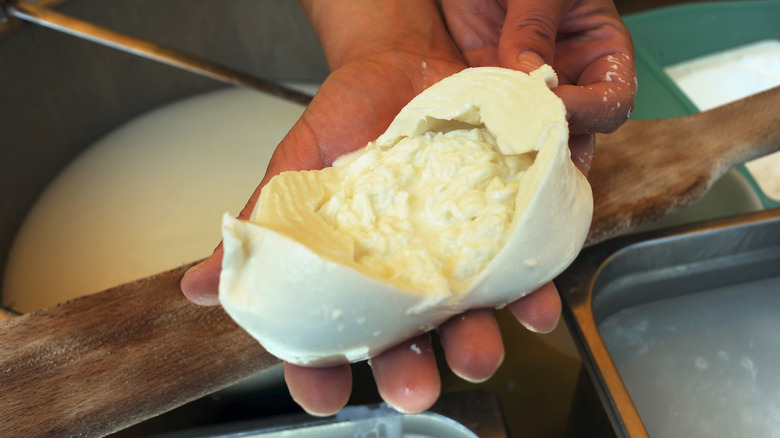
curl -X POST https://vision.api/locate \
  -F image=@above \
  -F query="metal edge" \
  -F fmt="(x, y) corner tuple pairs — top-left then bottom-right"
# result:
(1, 0), (68, 38)
(3, 0), (314, 105)
(142, 390), (507, 438)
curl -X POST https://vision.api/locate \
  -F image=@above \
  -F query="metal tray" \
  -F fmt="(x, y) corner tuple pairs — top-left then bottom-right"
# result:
(558, 208), (780, 437)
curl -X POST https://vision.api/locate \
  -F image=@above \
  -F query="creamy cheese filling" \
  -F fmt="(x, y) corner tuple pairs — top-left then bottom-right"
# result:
(317, 127), (533, 294)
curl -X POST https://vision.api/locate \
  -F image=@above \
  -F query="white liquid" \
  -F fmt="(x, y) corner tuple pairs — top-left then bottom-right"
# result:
(3, 86), (315, 313)
(665, 39), (780, 201)
(600, 276), (780, 438)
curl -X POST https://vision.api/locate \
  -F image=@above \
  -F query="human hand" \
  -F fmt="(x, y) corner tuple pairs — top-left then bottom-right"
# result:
(181, 0), (499, 416)
(181, 0), (632, 417)
(441, 0), (637, 170)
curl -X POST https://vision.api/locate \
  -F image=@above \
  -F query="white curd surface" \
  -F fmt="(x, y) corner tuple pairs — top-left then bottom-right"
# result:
(321, 128), (531, 293)
(665, 39), (780, 201)
(600, 276), (780, 438)
(2, 85), (316, 313)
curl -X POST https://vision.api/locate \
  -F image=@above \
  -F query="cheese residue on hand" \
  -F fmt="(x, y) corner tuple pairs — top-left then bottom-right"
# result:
(318, 127), (533, 295)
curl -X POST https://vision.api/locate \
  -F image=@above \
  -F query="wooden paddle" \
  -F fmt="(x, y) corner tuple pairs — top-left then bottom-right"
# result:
(1, 86), (779, 437)
(588, 85), (780, 245)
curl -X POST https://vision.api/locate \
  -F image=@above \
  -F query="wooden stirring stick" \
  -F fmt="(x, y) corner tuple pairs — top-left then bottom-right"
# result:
(588, 85), (780, 245)
(1, 86), (779, 437)
(0, 263), (279, 437)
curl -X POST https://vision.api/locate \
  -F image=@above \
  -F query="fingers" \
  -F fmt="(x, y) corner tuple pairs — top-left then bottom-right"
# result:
(285, 289), (559, 416)
(369, 288), (559, 414)
(285, 317), (501, 417)
(439, 0), (504, 66)
(506, 281), (562, 334)
(438, 309), (505, 383)
(497, 0), (573, 72)
(287, 311), (504, 416)
(494, 0), (636, 134)
(569, 133), (596, 176)
(284, 362), (352, 417)
(369, 334), (441, 414)
(441, 0), (637, 134)
(554, 52), (636, 134)
(548, 3), (636, 134)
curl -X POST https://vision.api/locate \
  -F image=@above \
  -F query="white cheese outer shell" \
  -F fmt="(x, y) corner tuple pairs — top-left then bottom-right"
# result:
(220, 214), (459, 365)
(465, 122), (592, 307)
(219, 66), (592, 366)
(376, 65), (564, 156)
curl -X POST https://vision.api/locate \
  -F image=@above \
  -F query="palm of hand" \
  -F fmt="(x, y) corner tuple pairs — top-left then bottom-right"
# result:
(239, 55), (466, 219)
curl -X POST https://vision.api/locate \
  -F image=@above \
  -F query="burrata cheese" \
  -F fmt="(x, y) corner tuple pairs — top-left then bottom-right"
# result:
(219, 66), (593, 366)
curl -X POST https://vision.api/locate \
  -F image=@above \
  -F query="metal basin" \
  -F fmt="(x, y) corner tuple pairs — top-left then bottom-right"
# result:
(558, 208), (780, 437)
(0, 0), (328, 315)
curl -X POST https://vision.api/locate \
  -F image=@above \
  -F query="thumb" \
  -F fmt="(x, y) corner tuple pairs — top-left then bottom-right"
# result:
(180, 245), (223, 306)
(179, 184), (260, 306)
(497, 0), (571, 72)
(179, 180), (264, 306)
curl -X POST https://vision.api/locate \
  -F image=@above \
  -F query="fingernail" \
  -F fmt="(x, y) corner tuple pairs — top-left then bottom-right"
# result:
(516, 51), (546, 73)
(451, 368), (493, 384)
(520, 315), (560, 334)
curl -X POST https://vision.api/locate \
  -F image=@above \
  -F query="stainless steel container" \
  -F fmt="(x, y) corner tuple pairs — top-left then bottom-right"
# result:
(0, 0), (329, 303)
(558, 208), (780, 437)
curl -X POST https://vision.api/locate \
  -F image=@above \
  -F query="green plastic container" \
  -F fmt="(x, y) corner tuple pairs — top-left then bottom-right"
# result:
(623, 1), (780, 209)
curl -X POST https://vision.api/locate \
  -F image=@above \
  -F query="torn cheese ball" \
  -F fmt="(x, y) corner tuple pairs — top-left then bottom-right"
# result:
(219, 66), (593, 366)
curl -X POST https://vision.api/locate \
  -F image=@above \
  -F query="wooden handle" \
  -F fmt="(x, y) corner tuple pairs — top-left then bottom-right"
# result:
(0, 262), (280, 437)
(586, 85), (780, 246)
(692, 85), (780, 170)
